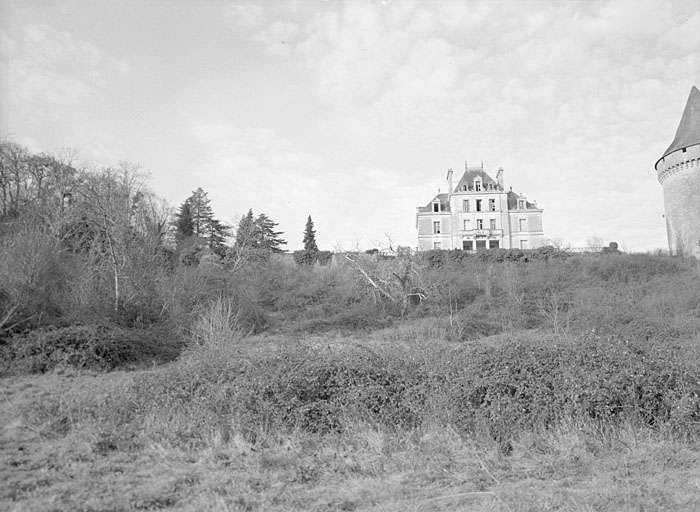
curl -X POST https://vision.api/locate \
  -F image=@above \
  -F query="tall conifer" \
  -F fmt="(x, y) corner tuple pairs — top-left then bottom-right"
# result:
(303, 215), (318, 252)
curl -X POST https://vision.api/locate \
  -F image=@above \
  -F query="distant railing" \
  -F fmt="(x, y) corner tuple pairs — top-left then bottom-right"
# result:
(567, 247), (603, 253)
(460, 229), (503, 236)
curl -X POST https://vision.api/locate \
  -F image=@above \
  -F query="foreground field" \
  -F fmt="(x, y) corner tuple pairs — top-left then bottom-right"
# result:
(2, 253), (700, 510)
(2, 327), (700, 512)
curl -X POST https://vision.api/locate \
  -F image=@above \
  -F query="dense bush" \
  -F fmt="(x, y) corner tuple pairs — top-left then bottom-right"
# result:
(111, 329), (700, 447)
(442, 334), (700, 437)
(292, 250), (319, 266)
(0, 227), (76, 332)
(0, 324), (180, 375)
(419, 246), (569, 267)
(585, 252), (689, 283)
(124, 345), (428, 441)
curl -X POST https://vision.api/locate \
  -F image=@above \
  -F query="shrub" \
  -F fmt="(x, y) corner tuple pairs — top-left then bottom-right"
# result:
(293, 250), (318, 266)
(35, 328), (700, 448)
(1, 324), (180, 375)
(586, 253), (688, 283)
(122, 345), (429, 444)
(441, 333), (700, 437)
(0, 228), (75, 329)
(317, 250), (333, 266)
(187, 295), (266, 349)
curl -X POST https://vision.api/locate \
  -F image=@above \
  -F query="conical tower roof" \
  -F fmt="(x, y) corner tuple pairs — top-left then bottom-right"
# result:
(656, 86), (700, 169)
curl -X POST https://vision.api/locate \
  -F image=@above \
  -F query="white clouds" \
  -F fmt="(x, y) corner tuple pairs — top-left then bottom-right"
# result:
(0, 22), (132, 162)
(253, 20), (301, 57)
(216, 0), (692, 249)
(189, 121), (428, 249)
(659, 10), (700, 55)
(224, 3), (265, 28)
(190, 122), (327, 239)
(1, 23), (122, 111)
(2, 0), (697, 251)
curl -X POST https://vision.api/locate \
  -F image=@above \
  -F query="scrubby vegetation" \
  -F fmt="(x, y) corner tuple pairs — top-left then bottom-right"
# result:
(2, 138), (700, 510)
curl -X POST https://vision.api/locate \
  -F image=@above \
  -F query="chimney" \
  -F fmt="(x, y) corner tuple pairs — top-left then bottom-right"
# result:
(496, 167), (504, 189)
(446, 168), (454, 193)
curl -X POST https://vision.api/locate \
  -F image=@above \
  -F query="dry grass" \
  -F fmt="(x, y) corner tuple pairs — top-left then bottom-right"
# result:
(2, 334), (700, 512)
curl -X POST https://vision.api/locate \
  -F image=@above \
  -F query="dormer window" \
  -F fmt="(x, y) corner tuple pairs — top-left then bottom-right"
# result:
(462, 185), (467, 191)
(475, 179), (482, 192)
(518, 199), (525, 210)
(433, 202), (440, 212)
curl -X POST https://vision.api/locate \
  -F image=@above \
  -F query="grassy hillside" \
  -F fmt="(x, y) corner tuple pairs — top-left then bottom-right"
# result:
(2, 252), (700, 511)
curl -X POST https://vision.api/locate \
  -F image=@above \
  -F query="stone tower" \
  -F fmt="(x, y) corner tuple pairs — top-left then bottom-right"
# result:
(655, 86), (700, 257)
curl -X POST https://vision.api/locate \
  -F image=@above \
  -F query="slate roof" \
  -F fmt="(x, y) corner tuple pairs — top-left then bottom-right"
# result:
(417, 193), (451, 213)
(452, 168), (502, 193)
(656, 85), (700, 169)
(507, 190), (538, 210)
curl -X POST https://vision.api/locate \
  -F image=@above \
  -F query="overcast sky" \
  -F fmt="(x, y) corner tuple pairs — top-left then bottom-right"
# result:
(1, 0), (699, 251)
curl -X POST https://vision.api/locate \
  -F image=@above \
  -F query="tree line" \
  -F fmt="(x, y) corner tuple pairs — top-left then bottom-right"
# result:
(0, 138), (322, 334)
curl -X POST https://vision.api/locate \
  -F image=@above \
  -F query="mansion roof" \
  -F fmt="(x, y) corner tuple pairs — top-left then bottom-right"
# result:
(417, 193), (450, 213)
(417, 175), (540, 213)
(453, 168), (503, 192)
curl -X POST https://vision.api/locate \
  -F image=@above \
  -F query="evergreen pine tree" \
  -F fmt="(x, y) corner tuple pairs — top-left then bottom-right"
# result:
(255, 213), (287, 253)
(188, 188), (215, 238)
(174, 188), (229, 249)
(174, 200), (194, 240)
(234, 209), (258, 250)
(303, 215), (318, 252)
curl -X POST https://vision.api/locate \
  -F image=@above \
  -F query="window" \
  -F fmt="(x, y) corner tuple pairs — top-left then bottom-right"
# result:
(434, 242), (441, 249)
(433, 221), (441, 234)
(519, 218), (527, 232)
(463, 219), (471, 231)
(489, 219), (497, 230)
(475, 180), (482, 192)
(476, 199), (482, 212)
(476, 219), (483, 229)
(489, 199), (496, 211)
(520, 240), (528, 249)
(463, 240), (473, 251)
(462, 200), (469, 212)
(462, 185), (467, 191)
(476, 240), (487, 250)
(433, 202), (440, 212)
(518, 199), (525, 210)
(490, 240), (500, 249)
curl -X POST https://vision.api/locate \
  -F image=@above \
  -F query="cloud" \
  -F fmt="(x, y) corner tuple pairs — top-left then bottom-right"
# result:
(0, 23), (131, 162)
(190, 122), (327, 239)
(4, 1), (695, 251)
(253, 20), (301, 57)
(189, 121), (432, 249)
(224, 3), (265, 28)
(213, 0), (695, 249)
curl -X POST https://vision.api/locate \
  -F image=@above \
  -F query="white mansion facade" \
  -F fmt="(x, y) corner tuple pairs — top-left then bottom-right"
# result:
(416, 164), (544, 251)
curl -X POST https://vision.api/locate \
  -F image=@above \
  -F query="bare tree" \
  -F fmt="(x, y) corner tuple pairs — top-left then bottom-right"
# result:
(341, 238), (425, 316)
(585, 235), (604, 251)
(545, 237), (569, 250)
(77, 162), (152, 313)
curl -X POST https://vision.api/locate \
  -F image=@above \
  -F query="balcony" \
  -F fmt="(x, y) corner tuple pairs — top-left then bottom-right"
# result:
(460, 229), (503, 237)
